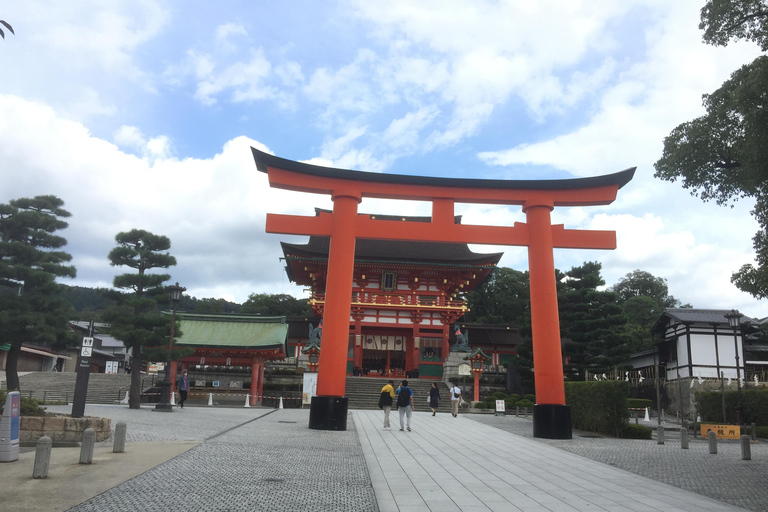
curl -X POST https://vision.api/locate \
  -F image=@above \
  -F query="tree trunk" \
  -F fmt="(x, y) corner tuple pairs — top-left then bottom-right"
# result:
(4, 342), (21, 391)
(129, 343), (141, 409)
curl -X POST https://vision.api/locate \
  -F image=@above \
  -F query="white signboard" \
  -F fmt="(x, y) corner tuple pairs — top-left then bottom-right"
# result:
(458, 363), (472, 376)
(105, 361), (118, 374)
(302, 372), (318, 405)
(82, 337), (94, 347)
(495, 400), (506, 412)
(80, 347), (92, 357)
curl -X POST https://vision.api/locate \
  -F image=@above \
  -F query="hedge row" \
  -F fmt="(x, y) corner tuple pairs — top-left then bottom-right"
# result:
(627, 398), (653, 410)
(565, 381), (629, 437)
(696, 389), (768, 425)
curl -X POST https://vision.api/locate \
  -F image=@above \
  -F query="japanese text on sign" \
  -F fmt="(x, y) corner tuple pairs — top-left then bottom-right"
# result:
(700, 424), (741, 439)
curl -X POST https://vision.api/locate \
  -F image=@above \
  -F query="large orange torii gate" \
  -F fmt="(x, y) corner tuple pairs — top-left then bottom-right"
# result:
(252, 147), (634, 439)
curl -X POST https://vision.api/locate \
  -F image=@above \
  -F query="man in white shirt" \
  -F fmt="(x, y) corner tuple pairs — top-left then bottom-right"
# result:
(449, 383), (462, 417)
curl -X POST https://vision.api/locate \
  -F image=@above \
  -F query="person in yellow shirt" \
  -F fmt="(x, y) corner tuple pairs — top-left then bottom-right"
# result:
(378, 380), (395, 430)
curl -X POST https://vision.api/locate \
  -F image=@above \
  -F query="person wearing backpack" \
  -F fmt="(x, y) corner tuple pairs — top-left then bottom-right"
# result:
(396, 380), (414, 431)
(449, 382), (462, 417)
(378, 380), (395, 430)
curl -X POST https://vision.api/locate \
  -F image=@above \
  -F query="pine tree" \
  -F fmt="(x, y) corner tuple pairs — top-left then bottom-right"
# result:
(558, 262), (630, 378)
(102, 229), (176, 409)
(0, 195), (76, 391)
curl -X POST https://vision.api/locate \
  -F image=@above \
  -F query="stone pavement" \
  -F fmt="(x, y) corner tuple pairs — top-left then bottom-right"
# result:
(355, 409), (757, 512)
(0, 404), (763, 511)
(466, 414), (768, 512)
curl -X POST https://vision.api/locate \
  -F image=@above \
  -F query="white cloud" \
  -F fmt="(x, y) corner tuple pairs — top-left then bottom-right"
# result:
(0, 94), (314, 302)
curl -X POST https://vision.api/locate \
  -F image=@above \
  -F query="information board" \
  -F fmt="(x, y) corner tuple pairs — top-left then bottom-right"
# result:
(701, 424), (741, 439)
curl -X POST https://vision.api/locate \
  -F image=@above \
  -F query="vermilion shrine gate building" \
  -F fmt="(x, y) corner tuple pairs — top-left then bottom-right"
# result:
(282, 210), (514, 379)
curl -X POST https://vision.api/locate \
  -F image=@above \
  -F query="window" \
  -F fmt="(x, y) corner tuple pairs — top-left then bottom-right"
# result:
(381, 271), (397, 292)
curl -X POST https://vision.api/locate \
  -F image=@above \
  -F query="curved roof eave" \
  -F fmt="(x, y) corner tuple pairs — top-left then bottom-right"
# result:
(252, 147), (636, 191)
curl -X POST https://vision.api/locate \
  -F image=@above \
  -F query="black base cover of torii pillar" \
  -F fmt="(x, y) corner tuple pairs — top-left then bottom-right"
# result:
(308, 396), (348, 431)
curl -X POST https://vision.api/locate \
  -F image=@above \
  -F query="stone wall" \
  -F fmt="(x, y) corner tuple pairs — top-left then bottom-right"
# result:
(20, 414), (111, 446)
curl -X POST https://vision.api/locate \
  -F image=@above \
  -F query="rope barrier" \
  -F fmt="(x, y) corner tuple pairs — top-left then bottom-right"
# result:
(138, 391), (302, 400)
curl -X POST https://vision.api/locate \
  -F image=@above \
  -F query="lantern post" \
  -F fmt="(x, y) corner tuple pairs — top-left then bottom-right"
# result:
(465, 348), (490, 402)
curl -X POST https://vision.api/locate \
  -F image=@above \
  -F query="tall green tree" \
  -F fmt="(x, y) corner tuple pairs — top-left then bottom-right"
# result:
(238, 293), (311, 316)
(655, 2), (768, 298)
(0, 196), (76, 391)
(463, 267), (531, 330)
(558, 262), (631, 378)
(102, 229), (176, 409)
(610, 269), (680, 307)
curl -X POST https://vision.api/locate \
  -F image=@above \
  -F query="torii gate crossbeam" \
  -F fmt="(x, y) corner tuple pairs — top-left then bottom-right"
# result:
(253, 148), (635, 439)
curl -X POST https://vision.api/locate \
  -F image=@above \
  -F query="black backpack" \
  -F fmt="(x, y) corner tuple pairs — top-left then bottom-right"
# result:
(378, 390), (393, 408)
(396, 388), (411, 408)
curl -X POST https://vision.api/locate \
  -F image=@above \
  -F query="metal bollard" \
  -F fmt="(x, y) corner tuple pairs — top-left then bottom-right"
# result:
(680, 427), (689, 449)
(524, 407), (528, 419)
(741, 435), (751, 461)
(708, 430), (717, 454)
(113, 422), (126, 453)
(80, 428), (95, 464)
(752, 422), (757, 442)
(33, 436), (52, 479)
(657, 425), (664, 445)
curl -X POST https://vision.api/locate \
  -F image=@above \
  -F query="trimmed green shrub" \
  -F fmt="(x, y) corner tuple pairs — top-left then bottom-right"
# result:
(491, 392), (508, 400)
(516, 399), (534, 409)
(0, 391), (46, 416)
(565, 381), (629, 437)
(696, 389), (768, 424)
(627, 398), (653, 410)
(20, 396), (46, 416)
(523, 394), (536, 402)
(474, 402), (488, 410)
(623, 424), (652, 439)
(756, 426), (768, 439)
(507, 394), (521, 402)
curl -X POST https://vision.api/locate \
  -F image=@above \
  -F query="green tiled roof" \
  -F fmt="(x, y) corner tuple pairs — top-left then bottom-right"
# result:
(169, 313), (289, 350)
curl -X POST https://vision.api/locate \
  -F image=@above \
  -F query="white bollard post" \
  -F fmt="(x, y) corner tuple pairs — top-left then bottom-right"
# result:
(170, 390), (176, 406)
(644, 407), (650, 421)
(279, 397), (284, 409)
(113, 422), (127, 453)
(208, 393), (213, 406)
(120, 391), (129, 404)
(244, 394), (250, 408)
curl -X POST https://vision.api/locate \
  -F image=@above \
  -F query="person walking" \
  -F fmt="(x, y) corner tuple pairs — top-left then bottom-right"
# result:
(177, 369), (189, 408)
(449, 382), (461, 417)
(396, 380), (414, 431)
(379, 380), (395, 430)
(429, 382), (440, 416)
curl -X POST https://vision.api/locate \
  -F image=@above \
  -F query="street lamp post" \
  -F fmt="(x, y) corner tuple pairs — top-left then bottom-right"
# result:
(724, 309), (744, 427)
(155, 282), (185, 412)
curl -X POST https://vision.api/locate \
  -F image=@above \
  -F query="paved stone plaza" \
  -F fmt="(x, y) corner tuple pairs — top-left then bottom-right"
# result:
(466, 414), (768, 512)
(3, 404), (765, 511)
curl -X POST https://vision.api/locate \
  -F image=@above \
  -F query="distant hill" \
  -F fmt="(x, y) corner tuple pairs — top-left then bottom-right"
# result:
(60, 285), (116, 312)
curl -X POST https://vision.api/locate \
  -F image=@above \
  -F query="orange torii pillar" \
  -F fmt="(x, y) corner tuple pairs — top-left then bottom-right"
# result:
(252, 147), (634, 438)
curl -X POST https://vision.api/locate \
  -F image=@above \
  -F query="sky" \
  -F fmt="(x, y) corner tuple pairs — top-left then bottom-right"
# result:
(0, 1), (766, 318)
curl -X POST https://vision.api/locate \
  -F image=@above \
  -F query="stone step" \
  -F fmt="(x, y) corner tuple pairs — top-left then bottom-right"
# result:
(344, 376), (454, 411)
(3, 372), (161, 404)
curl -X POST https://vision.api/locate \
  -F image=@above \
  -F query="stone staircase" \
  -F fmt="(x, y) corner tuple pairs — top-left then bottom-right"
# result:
(1, 372), (160, 404)
(344, 376), (454, 413)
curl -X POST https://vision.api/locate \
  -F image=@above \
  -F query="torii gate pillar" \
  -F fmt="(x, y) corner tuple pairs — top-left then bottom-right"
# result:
(253, 148), (634, 438)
